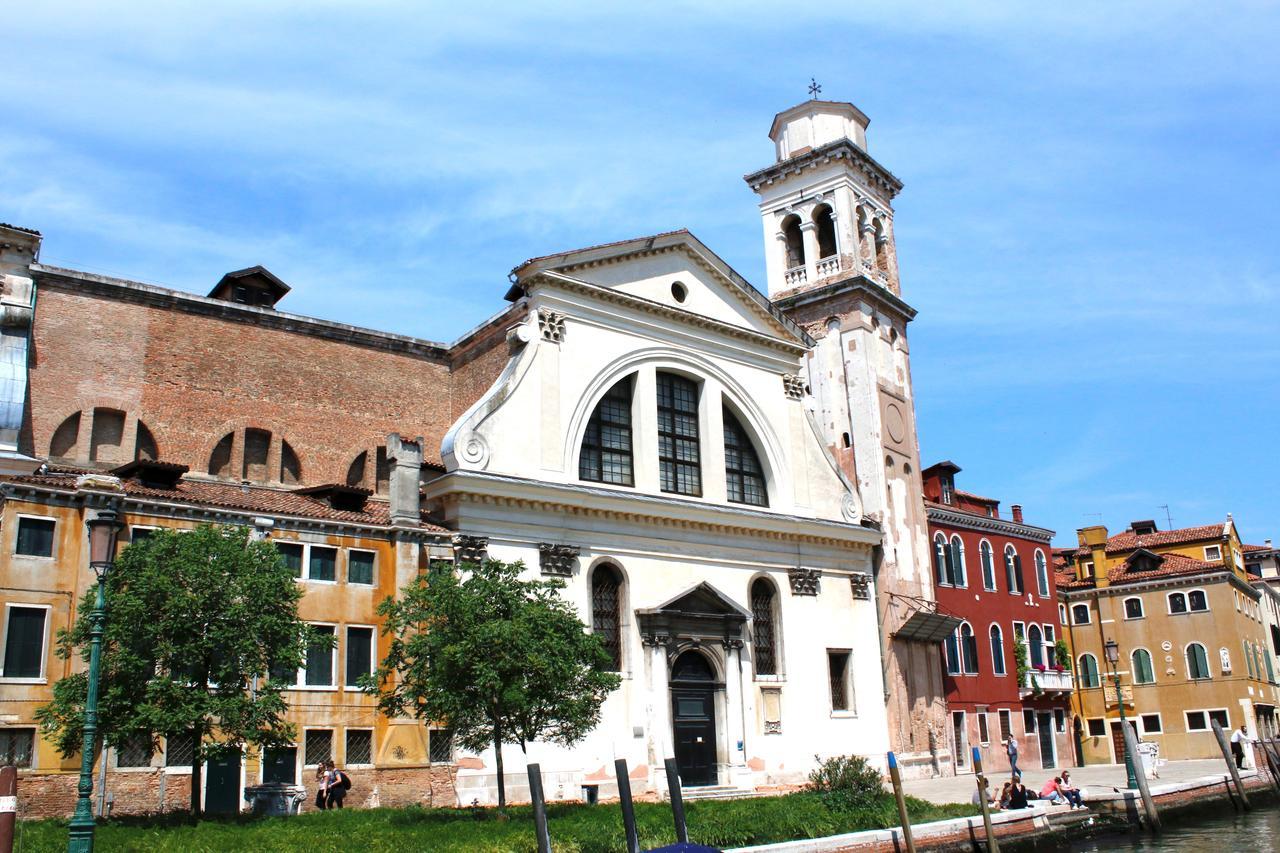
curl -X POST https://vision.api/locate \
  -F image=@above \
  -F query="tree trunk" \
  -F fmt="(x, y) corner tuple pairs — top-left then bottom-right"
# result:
(190, 723), (203, 822)
(493, 728), (506, 811)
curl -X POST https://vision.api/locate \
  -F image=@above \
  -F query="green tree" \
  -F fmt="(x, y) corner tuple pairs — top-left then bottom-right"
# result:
(37, 524), (318, 819)
(370, 558), (622, 809)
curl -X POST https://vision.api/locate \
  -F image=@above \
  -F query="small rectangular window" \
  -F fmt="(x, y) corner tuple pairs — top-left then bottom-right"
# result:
(305, 625), (336, 687)
(116, 734), (154, 768)
(304, 729), (333, 767)
(15, 517), (55, 557)
(827, 651), (851, 712)
(1208, 709), (1229, 729)
(1124, 598), (1144, 619)
(1186, 711), (1208, 731)
(429, 728), (454, 763)
(2, 605), (48, 680)
(131, 527), (156, 544)
(1023, 709), (1036, 733)
(1140, 714), (1162, 734)
(998, 709), (1012, 742)
(1204, 545), (1222, 562)
(345, 626), (374, 688)
(309, 546), (337, 582)
(348, 551), (375, 585)
(165, 731), (196, 767)
(276, 542), (303, 578)
(1055, 709), (1066, 733)
(1087, 718), (1106, 737)
(0, 728), (35, 768)
(978, 713), (990, 745)
(346, 728), (373, 766)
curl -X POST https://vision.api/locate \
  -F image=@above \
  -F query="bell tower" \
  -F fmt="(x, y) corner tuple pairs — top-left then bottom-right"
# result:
(745, 98), (947, 777)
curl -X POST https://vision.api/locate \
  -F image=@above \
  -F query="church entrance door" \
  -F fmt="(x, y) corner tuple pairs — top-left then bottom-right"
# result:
(670, 651), (718, 787)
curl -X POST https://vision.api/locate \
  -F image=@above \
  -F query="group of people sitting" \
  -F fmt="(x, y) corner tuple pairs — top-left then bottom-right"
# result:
(974, 770), (1086, 811)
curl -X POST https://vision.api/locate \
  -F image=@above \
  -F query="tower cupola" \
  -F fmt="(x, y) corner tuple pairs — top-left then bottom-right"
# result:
(768, 99), (870, 161)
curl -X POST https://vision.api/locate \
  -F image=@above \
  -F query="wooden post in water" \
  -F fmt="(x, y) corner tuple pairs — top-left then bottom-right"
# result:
(886, 751), (916, 853)
(1256, 737), (1280, 795)
(971, 747), (1000, 853)
(526, 763), (552, 853)
(1121, 720), (1161, 833)
(1211, 720), (1250, 810)
(664, 758), (689, 844)
(615, 758), (641, 853)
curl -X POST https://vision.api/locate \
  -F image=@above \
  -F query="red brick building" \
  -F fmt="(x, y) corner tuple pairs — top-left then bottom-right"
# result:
(923, 462), (1074, 776)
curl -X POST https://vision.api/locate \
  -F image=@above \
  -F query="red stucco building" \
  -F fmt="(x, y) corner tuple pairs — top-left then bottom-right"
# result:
(923, 462), (1075, 776)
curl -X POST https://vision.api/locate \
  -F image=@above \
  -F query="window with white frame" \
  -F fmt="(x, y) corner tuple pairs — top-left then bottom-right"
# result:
(347, 550), (375, 585)
(1169, 591), (1189, 614)
(1086, 718), (1106, 737)
(958, 623), (979, 674)
(345, 728), (373, 766)
(990, 624), (1006, 676)
(303, 625), (337, 688)
(1054, 709), (1066, 733)
(1012, 621), (1026, 644)
(14, 516), (55, 557)
(1059, 604), (1067, 624)
(1188, 589), (1208, 612)
(1078, 653), (1100, 688)
(1140, 713), (1162, 734)
(1004, 544), (1023, 594)
(2, 603), (50, 681)
(0, 728), (35, 768)
(656, 372), (702, 497)
(1043, 624), (1056, 665)
(944, 630), (961, 675)
(345, 625), (375, 688)
(1071, 603), (1090, 625)
(978, 712), (990, 745)
(304, 729), (333, 767)
(1204, 545), (1222, 562)
(998, 709), (1012, 741)
(1124, 597), (1144, 619)
(980, 540), (997, 591)
(1034, 549), (1049, 597)
(165, 731), (196, 767)
(309, 546), (337, 582)
(1023, 708), (1036, 733)
(1186, 642), (1212, 680)
(1132, 648), (1155, 684)
(828, 649), (854, 712)
(276, 542), (303, 578)
(115, 733), (154, 768)
(951, 535), (967, 587)
(1185, 709), (1229, 732)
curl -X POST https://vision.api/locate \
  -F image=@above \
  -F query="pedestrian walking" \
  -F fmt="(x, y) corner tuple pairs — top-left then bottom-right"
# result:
(1230, 724), (1250, 769)
(323, 759), (351, 809)
(1005, 735), (1020, 776)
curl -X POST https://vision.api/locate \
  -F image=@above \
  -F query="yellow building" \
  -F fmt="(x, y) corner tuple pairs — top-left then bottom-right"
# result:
(0, 457), (463, 816)
(1056, 517), (1279, 766)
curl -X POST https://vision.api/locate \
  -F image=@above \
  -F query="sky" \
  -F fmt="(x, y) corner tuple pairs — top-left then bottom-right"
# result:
(3, 2), (1278, 547)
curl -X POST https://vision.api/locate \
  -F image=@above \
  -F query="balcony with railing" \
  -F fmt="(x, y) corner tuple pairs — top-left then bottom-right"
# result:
(815, 255), (840, 278)
(783, 265), (807, 287)
(1020, 668), (1074, 697)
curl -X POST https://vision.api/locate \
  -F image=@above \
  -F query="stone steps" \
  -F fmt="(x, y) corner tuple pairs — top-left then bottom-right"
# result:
(677, 785), (755, 801)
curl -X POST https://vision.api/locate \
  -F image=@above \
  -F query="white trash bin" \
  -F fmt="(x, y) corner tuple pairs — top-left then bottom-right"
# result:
(1136, 741), (1161, 778)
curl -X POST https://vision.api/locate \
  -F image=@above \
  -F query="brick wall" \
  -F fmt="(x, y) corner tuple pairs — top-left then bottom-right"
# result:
(26, 284), (514, 479)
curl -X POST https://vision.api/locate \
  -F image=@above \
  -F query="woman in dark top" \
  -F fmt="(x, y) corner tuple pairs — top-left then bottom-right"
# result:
(1007, 774), (1030, 809)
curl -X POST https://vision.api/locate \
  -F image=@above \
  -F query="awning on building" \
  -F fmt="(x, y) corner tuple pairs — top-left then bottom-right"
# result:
(893, 609), (963, 643)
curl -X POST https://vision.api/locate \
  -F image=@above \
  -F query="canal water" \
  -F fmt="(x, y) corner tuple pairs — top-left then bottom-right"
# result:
(1054, 804), (1280, 851)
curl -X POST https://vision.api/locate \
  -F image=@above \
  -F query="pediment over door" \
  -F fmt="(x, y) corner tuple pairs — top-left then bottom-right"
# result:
(636, 582), (750, 651)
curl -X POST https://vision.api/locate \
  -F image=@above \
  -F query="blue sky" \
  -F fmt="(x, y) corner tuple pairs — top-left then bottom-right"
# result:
(4, 2), (1278, 547)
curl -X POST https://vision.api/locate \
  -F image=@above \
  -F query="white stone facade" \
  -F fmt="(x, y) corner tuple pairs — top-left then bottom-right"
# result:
(427, 232), (889, 801)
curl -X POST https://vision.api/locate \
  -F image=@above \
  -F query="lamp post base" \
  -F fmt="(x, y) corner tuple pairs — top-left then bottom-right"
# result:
(67, 813), (96, 853)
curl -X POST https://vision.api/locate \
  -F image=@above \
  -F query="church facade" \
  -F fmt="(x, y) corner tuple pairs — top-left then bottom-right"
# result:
(0, 96), (945, 816)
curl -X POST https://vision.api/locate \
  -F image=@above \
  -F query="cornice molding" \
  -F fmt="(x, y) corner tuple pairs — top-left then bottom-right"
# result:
(1058, 569), (1262, 601)
(926, 505), (1055, 542)
(425, 470), (881, 550)
(743, 138), (904, 200)
(771, 273), (918, 323)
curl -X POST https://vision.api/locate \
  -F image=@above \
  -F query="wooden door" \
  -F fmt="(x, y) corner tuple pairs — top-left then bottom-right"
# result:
(1037, 712), (1056, 769)
(1109, 721), (1135, 766)
(205, 752), (241, 814)
(672, 687), (717, 786)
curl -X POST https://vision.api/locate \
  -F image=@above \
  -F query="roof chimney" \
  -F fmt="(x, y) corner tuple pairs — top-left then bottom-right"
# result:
(1011, 504), (1023, 524)
(387, 433), (424, 526)
(1267, 539), (1274, 549)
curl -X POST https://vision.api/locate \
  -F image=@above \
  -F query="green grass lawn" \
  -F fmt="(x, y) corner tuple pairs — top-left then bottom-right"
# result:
(15, 793), (975, 852)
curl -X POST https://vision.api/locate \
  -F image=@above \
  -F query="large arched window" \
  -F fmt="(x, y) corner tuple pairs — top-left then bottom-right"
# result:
(580, 376), (635, 486)
(591, 564), (623, 672)
(980, 540), (996, 591)
(49, 409), (159, 466)
(1004, 545), (1023, 594)
(724, 408), (767, 507)
(933, 533), (949, 586)
(656, 373), (701, 496)
(751, 578), (779, 676)
(1186, 643), (1211, 680)
(1132, 649), (1155, 684)
(207, 428), (301, 484)
(1078, 654), (1100, 688)
(812, 204), (837, 259)
(944, 631), (961, 676)
(950, 536), (967, 588)
(781, 214), (805, 269)
(960, 623), (979, 675)
(1028, 624), (1044, 668)
(1034, 549), (1049, 597)
(990, 625), (1006, 676)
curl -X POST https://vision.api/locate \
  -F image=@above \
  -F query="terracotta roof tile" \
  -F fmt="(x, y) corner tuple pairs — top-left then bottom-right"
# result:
(1107, 552), (1224, 585)
(1, 470), (449, 531)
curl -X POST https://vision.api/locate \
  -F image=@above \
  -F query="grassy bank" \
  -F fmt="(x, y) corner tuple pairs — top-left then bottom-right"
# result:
(15, 793), (975, 852)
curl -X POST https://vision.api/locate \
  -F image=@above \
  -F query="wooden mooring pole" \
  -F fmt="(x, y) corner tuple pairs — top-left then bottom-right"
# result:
(1121, 721), (1161, 833)
(886, 751), (916, 853)
(1257, 737), (1280, 796)
(971, 747), (1000, 853)
(526, 763), (552, 853)
(0, 765), (16, 853)
(1211, 720), (1250, 810)
(615, 758), (641, 853)
(664, 757), (689, 844)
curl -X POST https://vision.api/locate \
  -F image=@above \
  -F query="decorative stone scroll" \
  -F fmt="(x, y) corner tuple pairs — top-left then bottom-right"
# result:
(538, 543), (580, 577)
(537, 309), (566, 343)
(452, 534), (488, 565)
(788, 568), (821, 596)
(849, 572), (872, 601)
(782, 374), (806, 400)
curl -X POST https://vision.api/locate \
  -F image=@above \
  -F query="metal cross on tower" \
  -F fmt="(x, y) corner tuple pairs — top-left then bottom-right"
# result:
(808, 77), (822, 99)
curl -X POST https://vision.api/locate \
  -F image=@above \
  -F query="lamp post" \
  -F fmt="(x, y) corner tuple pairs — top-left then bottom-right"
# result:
(1103, 637), (1139, 790)
(67, 507), (123, 853)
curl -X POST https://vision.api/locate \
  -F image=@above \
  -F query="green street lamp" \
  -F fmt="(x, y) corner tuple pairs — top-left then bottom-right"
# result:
(68, 507), (123, 853)
(1103, 637), (1139, 790)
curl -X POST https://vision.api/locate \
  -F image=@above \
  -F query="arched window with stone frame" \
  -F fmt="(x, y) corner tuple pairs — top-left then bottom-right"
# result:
(750, 577), (781, 677)
(723, 407), (768, 507)
(579, 375), (635, 486)
(590, 564), (624, 672)
(780, 214), (805, 270)
(812, 203), (837, 260)
(979, 539), (997, 591)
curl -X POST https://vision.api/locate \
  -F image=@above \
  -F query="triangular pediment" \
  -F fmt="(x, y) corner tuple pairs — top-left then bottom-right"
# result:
(507, 230), (811, 346)
(643, 582), (752, 621)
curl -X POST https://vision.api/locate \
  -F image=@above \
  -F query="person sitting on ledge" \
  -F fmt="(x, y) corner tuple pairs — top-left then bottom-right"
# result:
(1059, 771), (1086, 810)
(1007, 773), (1030, 809)
(1039, 776), (1065, 805)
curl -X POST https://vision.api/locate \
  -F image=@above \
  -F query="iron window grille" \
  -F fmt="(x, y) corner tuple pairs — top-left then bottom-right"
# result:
(346, 729), (373, 765)
(591, 566), (622, 671)
(657, 373), (701, 496)
(165, 731), (196, 767)
(305, 729), (333, 767)
(828, 651), (851, 711)
(116, 734), (154, 768)
(751, 579), (778, 675)
(0, 728), (34, 768)
(429, 728), (454, 763)
(579, 376), (635, 486)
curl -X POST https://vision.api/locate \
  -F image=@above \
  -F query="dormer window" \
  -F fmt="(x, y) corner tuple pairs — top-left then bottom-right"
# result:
(940, 476), (954, 506)
(657, 373), (701, 497)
